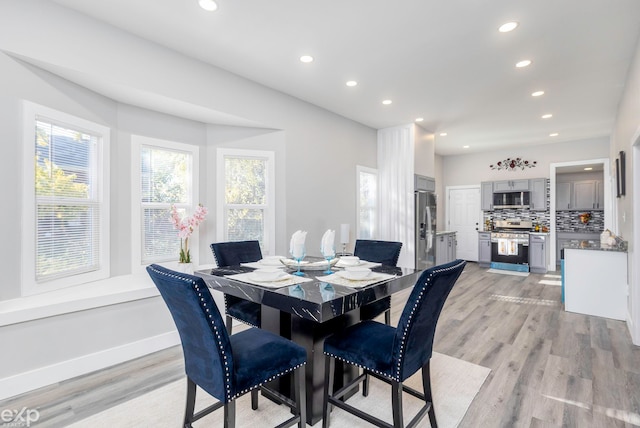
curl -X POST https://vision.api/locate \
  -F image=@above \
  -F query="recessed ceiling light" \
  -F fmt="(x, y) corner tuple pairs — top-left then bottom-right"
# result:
(541, 114), (553, 119)
(440, 132), (448, 136)
(382, 99), (392, 105)
(346, 80), (358, 87)
(415, 118), (424, 122)
(463, 145), (470, 149)
(300, 55), (314, 63)
(531, 91), (545, 97)
(516, 60), (532, 68)
(549, 132), (559, 137)
(498, 22), (519, 33)
(198, 0), (218, 11)
(584, 167), (593, 171)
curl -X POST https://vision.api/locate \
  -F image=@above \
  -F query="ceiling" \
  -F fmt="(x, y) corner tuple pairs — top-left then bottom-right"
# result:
(49, 0), (640, 156)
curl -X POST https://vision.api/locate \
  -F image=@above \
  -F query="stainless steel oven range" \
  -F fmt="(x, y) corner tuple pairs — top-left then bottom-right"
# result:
(490, 219), (532, 272)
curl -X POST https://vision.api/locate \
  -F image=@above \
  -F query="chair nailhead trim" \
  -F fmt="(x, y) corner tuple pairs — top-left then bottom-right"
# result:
(325, 260), (465, 381)
(228, 362), (307, 401)
(149, 266), (234, 400)
(150, 265), (307, 406)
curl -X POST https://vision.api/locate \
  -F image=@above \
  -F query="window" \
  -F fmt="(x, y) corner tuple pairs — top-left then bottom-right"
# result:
(357, 166), (377, 239)
(132, 136), (199, 268)
(22, 102), (110, 294)
(217, 149), (275, 255)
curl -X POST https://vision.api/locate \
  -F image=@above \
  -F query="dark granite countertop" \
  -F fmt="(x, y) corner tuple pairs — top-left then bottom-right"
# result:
(562, 240), (628, 253)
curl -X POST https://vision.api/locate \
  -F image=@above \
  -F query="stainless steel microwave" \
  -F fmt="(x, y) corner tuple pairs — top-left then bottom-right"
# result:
(492, 191), (530, 209)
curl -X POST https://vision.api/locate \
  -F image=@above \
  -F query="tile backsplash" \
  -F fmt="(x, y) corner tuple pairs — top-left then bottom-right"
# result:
(482, 179), (604, 232)
(555, 210), (604, 232)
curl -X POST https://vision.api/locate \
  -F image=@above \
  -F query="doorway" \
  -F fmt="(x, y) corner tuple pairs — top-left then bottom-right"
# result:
(549, 158), (612, 271)
(446, 186), (481, 261)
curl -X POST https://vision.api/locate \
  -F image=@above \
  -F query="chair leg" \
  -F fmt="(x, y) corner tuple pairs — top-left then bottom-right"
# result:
(226, 315), (233, 334)
(384, 309), (391, 326)
(362, 370), (370, 396)
(391, 380), (404, 428)
(295, 365), (307, 428)
(251, 388), (258, 410)
(322, 355), (336, 428)
(223, 400), (236, 428)
(183, 378), (197, 428)
(422, 360), (437, 428)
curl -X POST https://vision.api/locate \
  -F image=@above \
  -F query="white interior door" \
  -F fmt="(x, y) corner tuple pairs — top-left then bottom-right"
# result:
(447, 186), (482, 261)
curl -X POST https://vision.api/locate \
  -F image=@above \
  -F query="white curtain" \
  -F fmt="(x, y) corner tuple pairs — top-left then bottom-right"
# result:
(377, 124), (415, 268)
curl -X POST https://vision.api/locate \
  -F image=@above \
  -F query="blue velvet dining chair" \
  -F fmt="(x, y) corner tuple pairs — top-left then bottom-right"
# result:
(322, 259), (466, 428)
(147, 264), (307, 428)
(210, 240), (263, 334)
(354, 239), (403, 325)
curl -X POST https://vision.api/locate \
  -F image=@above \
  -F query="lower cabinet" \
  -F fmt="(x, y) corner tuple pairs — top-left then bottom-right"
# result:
(478, 232), (491, 267)
(529, 234), (549, 274)
(436, 232), (457, 266)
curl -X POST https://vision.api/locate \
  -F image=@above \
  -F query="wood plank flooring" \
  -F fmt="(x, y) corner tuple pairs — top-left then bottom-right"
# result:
(2, 262), (639, 427)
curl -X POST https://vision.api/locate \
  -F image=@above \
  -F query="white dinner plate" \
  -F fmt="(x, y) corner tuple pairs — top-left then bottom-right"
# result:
(336, 270), (381, 281)
(248, 271), (290, 282)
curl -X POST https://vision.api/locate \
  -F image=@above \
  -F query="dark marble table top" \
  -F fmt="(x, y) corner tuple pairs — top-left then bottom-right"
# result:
(195, 264), (423, 323)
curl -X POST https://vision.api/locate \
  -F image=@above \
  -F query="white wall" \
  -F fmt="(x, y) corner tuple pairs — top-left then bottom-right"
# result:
(441, 136), (610, 187)
(414, 125), (436, 177)
(0, 0), (377, 397)
(610, 34), (640, 344)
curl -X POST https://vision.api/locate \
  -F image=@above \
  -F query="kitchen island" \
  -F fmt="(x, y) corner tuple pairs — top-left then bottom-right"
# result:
(564, 240), (628, 320)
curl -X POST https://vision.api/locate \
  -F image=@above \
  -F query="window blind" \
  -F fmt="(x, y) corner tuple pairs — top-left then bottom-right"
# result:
(35, 119), (101, 282)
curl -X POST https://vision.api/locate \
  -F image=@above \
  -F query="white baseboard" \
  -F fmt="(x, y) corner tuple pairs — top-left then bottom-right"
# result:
(0, 331), (180, 401)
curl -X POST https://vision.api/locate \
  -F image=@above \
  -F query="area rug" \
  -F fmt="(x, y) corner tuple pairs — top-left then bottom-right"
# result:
(487, 268), (529, 277)
(66, 352), (490, 428)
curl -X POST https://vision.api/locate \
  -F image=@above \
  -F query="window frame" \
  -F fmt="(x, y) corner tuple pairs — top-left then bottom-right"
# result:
(131, 135), (200, 273)
(216, 148), (275, 256)
(21, 101), (110, 296)
(356, 165), (378, 239)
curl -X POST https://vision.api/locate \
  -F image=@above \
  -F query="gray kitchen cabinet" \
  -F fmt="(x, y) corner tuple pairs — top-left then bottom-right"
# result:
(415, 175), (436, 192)
(436, 232), (457, 266)
(481, 181), (493, 210)
(556, 182), (572, 210)
(493, 179), (530, 192)
(529, 234), (549, 273)
(529, 178), (547, 211)
(573, 180), (600, 210)
(478, 232), (491, 267)
(556, 179), (604, 211)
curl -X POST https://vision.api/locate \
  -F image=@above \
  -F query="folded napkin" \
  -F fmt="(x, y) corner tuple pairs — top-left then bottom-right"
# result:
(334, 260), (382, 269)
(320, 229), (335, 256)
(225, 272), (313, 288)
(316, 272), (396, 288)
(290, 230), (307, 259)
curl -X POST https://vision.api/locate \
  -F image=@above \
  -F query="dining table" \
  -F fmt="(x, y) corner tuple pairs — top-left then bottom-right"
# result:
(195, 257), (423, 426)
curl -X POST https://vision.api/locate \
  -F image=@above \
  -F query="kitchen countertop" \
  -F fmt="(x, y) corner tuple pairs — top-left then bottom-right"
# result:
(563, 240), (628, 253)
(436, 230), (456, 235)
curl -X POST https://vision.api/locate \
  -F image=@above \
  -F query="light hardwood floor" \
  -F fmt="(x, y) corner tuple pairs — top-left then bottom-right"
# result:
(2, 262), (639, 427)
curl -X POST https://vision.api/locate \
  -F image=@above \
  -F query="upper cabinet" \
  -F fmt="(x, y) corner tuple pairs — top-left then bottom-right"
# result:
(573, 180), (604, 210)
(493, 179), (530, 192)
(415, 174), (435, 192)
(481, 181), (493, 210)
(556, 176), (604, 211)
(529, 178), (547, 211)
(482, 178), (547, 211)
(556, 182), (572, 210)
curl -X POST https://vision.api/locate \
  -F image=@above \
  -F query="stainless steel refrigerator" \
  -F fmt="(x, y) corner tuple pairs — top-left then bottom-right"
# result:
(415, 190), (437, 270)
